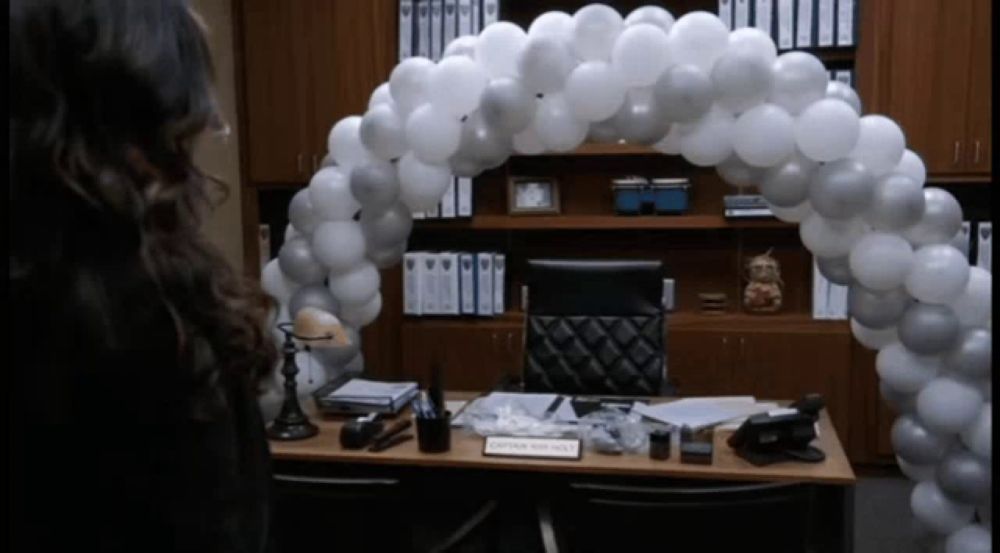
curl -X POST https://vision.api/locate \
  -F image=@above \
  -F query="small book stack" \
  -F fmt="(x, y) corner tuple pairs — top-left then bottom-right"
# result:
(313, 377), (419, 416)
(699, 293), (729, 314)
(723, 195), (773, 218)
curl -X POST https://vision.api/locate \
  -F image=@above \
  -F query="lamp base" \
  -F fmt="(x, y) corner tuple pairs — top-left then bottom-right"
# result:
(266, 417), (319, 441)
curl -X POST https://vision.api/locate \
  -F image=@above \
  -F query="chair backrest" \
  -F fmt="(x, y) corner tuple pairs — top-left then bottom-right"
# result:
(523, 259), (665, 396)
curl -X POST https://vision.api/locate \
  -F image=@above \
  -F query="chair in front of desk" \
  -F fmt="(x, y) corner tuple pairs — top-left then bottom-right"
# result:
(522, 259), (667, 397)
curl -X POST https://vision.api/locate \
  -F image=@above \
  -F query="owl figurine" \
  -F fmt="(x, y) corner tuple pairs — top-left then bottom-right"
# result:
(743, 249), (784, 313)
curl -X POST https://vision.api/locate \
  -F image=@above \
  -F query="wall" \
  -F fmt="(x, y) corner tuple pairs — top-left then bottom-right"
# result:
(192, 0), (244, 270)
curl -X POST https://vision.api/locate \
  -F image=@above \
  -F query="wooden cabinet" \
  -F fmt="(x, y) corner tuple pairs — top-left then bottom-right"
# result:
(237, 0), (396, 184)
(861, 0), (991, 178)
(400, 321), (523, 391)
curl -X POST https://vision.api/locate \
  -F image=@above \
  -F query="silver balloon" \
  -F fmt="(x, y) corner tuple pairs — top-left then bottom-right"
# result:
(359, 103), (407, 161)
(759, 153), (816, 207)
(367, 242), (407, 269)
(288, 188), (320, 235)
(880, 380), (916, 414)
(608, 88), (671, 145)
(479, 77), (537, 134)
(848, 285), (911, 329)
(904, 188), (964, 247)
(312, 326), (361, 367)
(710, 50), (774, 114)
(587, 119), (622, 143)
(892, 414), (952, 465)
(277, 237), (325, 284)
(288, 284), (340, 318)
(816, 256), (853, 285)
(360, 202), (413, 249)
(898, 303), (961, 355)
(652, 64), (715, 123)
(945, 328), (991, 380)
(936, 449), (992, 504)
(450, 112), (512, 170)
(349, 161), (399, 210)
(865, 173), (926, 231)
(717, 154), (764, 188)
(809, 158), (875, 220)
(825, 81), (862, 114)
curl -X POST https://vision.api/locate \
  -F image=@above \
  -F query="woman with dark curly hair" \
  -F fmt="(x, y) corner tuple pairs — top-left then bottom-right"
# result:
(10, 1), (278, 551)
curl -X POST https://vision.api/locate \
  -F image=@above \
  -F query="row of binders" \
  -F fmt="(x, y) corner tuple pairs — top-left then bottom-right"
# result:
(399, 0), (500, 63)
(719, 0), (859, 49)
(403, 251), (506, 316)
(812, 221), (993, 320)
(828, 69), (853, 87)
(413, 176), (474, 219)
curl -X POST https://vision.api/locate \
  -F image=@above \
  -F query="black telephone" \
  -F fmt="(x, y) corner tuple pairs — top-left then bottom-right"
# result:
(727, 393), (826, 466)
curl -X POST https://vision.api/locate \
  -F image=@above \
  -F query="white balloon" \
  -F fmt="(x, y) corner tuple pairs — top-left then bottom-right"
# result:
(767, 199), (813, 223)
(769, 51), (828, 115)
(284, 223), (299, 242)
(894, 149), (928, 187)
(726, 27), (778, 64)
(611, 23), (670, 87)
(405, 103), (462, 163)
(397, 152), (452, 212)
(876, 341), (941, 395)
(311, 221), (366, 274)
(652, 125), (684, 155)
(666, 11), (729, 72)
(903, 188), (965, 247)
(916, 377), (984, 436)
(905, 244), (971, 305)
(261, 259), (297, 305)
(533, 92), (588, 152)
(565, 61), (627, 122)
(359, 103), (408, 161)
(327, 116), (376, 171)
(897, 456), (937, 482)
(368, 82), (393, 110)
(911, 481), (977, 536)
(824, 81), (862, 114)
(517, 36), (577, 95)
(339, 292), (382, 328)
(732, 103), (795, 167)
(572, 4), (624, 61)
(850, 319), (898, 350)
(960, 403), (991, 461)
(428, 55), (489, 117)
(528, 11), (574, 43)
(389, 56), (434, 115)
(308, 166), (360, 222)
(711, 50), (774, 115)
(513, 126), (546, 155)
(328, 262), (381, 307)
(945, 524), (992, 553)
(442, 35), (477, 59)
(680, 107), (735, 166)
(849, 115), (907, 177)
(794, 98), (860, 162)
(948, 267), (992, 327)
(624, 5), (675, 32)
(849, 232), (914, 291)
(864, 173), (926, 231)
(799, 213), (868, 257)
(476, 22), (528, 78)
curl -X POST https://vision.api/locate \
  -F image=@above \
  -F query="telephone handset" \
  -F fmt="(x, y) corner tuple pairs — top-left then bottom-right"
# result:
(727, 393), (827, 467)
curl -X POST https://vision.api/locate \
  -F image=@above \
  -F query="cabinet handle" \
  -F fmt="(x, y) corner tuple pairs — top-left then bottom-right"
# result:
(297, 153), (304, 174)
(506, 332), (513, 353)
(953, 142), (961, 165)
(492, 332), (498, 351)
(974, 141), (981, 165)
(739, 337), (745, 358)
(722, 337), (728, 347)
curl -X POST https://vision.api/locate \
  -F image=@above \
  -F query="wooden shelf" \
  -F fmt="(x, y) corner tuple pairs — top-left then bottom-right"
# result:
(779, 46), (857, 64)
(513, 142), (659, 157)
(415, 214), (794, 230)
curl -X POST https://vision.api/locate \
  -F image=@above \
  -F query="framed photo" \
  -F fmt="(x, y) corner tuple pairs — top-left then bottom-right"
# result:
(507, 177), (560, 215)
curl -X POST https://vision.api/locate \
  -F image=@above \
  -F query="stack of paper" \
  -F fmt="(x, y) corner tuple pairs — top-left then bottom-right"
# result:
(316, 378), (418, 415)
(632, 396), (774, 430)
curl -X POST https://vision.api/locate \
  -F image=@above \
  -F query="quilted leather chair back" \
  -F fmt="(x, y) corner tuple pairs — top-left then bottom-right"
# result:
(523, 259), (664, 396)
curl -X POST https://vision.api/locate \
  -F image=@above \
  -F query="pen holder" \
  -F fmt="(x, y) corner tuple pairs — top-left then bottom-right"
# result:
(649, 429), (672, 460)
(416, 411), (451, 453)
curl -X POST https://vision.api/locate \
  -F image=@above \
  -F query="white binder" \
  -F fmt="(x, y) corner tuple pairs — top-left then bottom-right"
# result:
(836, 0), (855, 46)
(416, 0), (431, 58)
(976, 222), (992, 273)
(719, 0), (734, 30)
(399, 0), (414, 61)
(443, 0), (459, 51)
(795, 0), (815, 48)
(441, 179), (457, 218)
(753, 0), (774, 37)
(735, 0), (750, 28)
(403, 251), (424, 315)
(493, 253), (506, 315)
(431, 0), (444, 60)
(777, 0), (794, 49)
(817, 0), (834, 47)
(476, 252), (494, 316)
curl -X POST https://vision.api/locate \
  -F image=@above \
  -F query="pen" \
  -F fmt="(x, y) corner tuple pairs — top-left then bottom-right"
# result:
(368, 433), (413, 452)
(369, 418), (412, 450)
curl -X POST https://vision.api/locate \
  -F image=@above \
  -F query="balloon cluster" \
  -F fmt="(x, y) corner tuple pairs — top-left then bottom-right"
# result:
(260, 7), (991, 546)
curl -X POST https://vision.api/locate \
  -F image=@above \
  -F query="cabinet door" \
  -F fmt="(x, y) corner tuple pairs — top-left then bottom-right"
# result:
(306, 0), (397, 169)
(241, 0), (312, 183)
(965, 0), (991, 174)
(667, 330), (737, 396)
(876, 0), (974, 176)
(400, 323), (521, 391)
(736, 332), (852, 446)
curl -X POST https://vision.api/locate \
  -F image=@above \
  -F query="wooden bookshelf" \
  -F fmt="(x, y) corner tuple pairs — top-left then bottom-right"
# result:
(415, 214), (793, 230)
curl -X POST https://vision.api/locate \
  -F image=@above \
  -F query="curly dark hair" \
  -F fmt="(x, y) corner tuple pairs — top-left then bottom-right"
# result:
(10, 0), (277, 406)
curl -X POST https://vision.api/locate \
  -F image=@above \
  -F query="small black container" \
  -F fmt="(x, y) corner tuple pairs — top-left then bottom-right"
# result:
(649, 429), (672, 460)
(415, 411), (452, 453)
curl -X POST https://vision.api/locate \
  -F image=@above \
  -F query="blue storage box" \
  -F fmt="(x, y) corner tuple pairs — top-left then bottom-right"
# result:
(612, 176), (650, 215)
(651, 178), (691, 214)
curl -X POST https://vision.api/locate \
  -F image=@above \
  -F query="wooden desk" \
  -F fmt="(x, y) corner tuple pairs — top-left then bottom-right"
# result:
(271, 392), (855, 486)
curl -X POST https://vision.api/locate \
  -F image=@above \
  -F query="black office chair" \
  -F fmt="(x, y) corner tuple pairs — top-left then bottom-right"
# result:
(522, 259), (667, 397)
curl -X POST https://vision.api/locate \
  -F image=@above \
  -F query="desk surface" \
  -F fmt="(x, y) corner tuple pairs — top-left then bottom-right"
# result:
(269, 392), (856, 485)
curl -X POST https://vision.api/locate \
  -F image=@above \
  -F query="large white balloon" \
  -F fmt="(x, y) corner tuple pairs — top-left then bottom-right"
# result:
(911, 481), (977, 535)
(726, 27), (777, 64)
(328, 116), (377, 171)
(799, 213), (868, 257)
(666, 11), (729, 72)
(368, 82), (393, 110)
(711, 50), (774, 114)
(894, 149), (928, 187)
(903, 188), (965, 247)
(624, 5), (675, 32)
(565, 61), (627, 121)
(680, 107), (735, 167)
(849, 232), (914, 291)
(864, 173), (926, 231)
(428, 55), (488, 118)
(769, 52), (828, 115)
(527, 10), (574, 42)
(916, 377), (984, 435)
(572, 4), (624, 61)
(359, 103), (408, 161)
(389, 56), (434, 115)
(405, 103), (462, 163)
(476, 22), (528, 78)
(328, 261), (381, 307)
(517, 36), (576, 94)
(512, 126), (546, 155)
(905, 244), (971, 305)
(442, 35), (477, 59)
(948, 267), (992, 327)
(945, 524), (992, 553)
(312, 221), (366, 274)
(767, 199), (813, 223)
(397, 152), (452, 212)
(261, 259), (298, 305)
(732, 103), (795, 167)
(611, 23), (670, 87)
(308, 166), (360, 222)
(850, 319), (898, 350)
(876, 341), (942, 394)
(339, 292), (383, 328)
(960, 403), (991, 460)
(794, 98), (860, 162)
(849, 115), (907, 176)
(533, 92), (588, 152)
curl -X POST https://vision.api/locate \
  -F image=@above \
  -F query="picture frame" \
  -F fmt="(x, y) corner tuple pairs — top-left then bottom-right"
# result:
(507, 176), (561, 215)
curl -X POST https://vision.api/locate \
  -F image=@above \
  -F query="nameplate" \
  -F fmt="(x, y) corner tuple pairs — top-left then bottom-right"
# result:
(482, 436), (582, 460)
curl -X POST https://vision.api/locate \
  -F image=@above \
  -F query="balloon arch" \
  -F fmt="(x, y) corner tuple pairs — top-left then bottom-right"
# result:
(261, 5), (991, 547)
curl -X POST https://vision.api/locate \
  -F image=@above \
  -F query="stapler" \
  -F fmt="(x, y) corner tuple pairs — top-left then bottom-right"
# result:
(339, 413), (383, 449)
